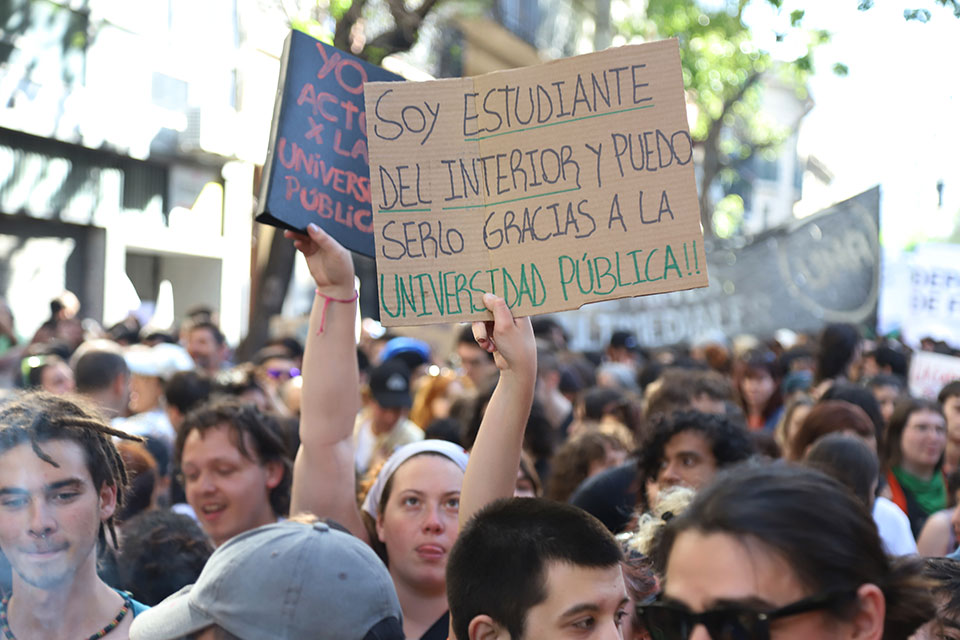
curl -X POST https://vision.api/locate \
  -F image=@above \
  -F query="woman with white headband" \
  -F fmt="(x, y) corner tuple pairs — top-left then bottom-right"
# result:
(285, 224), (536, 640)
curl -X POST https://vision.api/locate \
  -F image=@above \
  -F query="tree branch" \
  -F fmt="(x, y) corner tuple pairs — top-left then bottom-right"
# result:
(704, 69), (763, 146)
(333, 0), (368, 52)
(416, 0), (445, 20)
(724, 138), (780, 171)
(357, 0), (445, 62)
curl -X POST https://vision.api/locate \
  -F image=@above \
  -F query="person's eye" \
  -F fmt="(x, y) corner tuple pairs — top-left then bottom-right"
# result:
(681, 455), (698, 467)
(1, 497), (27, 509)
(215, 466), (237, 477)
(51, 491), (80, 503)
(570, 616), (596, 631)
(445, 496), (460, 510)
(402, 496), (420, 507)
(614, 609), (629, 626)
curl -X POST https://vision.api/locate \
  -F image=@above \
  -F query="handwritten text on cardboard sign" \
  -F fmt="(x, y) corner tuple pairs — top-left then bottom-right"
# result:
(365, 39), (708, 326)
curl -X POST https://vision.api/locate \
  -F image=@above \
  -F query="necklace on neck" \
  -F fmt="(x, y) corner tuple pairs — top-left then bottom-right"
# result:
(0, 592), (131, 640)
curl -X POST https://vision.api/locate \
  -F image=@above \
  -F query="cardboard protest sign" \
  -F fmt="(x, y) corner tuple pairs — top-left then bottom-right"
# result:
(364, 40), (707, 326)
(908, 350), (960, 400)
(257, 30), (402, 257)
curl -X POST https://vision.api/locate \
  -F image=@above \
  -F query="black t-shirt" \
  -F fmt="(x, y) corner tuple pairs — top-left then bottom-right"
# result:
(420, 611), (450, 640)
(569, 460), (637, 534)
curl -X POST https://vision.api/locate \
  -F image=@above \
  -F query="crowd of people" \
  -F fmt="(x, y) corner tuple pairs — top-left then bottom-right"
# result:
(1, 222), (960, 639)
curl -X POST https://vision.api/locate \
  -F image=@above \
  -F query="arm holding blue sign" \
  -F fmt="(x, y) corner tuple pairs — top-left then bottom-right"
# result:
(287, 223), (369, 542)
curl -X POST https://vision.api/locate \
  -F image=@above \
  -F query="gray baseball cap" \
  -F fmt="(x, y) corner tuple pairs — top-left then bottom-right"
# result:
(129, 520), (404, 640)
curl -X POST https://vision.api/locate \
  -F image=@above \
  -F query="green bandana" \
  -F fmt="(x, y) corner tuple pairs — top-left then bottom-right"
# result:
(893, 466), (946, 515)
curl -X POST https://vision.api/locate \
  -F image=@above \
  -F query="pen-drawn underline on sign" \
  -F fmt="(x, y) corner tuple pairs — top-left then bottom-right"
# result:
(463, 103), (656, 142)
(377, 186), (583, 214)
(442, 186), (582, 210)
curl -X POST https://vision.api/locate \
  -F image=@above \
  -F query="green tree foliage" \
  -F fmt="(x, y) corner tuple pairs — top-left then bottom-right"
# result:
(619, 0), (958, 239)
(619, 0), (827, 238)
(858, 0), (960, 22)
(0, 1), (93, 86)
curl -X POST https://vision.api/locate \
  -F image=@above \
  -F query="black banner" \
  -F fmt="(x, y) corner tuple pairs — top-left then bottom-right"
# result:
(558, 186), (881, 350)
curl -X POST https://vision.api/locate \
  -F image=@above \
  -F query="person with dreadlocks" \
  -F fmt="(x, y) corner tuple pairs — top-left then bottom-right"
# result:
(0, 391), (148, 639)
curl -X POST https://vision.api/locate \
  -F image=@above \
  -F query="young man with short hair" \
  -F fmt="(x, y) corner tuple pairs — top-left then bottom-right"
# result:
(185, 322), (228, 376)
(73, 341), (130, 419)
(0, 391), (147, 639)
(447, 498), (628, 640)
(174, 399), (291, 546)
(353, 359), (423, 475)
(447, 294), (628, 640)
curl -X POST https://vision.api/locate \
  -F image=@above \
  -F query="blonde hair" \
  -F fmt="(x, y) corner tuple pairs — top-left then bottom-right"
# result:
(624, 485), (695, 556)
(409, 369), (461, 429)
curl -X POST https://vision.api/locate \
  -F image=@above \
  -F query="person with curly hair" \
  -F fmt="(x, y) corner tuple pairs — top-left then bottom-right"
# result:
(635, 410), (754, 512)
(0, 391), (148, 639)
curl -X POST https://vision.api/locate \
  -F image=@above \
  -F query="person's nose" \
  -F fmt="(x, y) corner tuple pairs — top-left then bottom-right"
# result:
(28, 499), (56, 539)
(422, 502), (445, 534)
(598, 619), (624, 640)
(660, 461), (680, 485)
(690, 627), (711, 640)
(195, 469), (217, 494)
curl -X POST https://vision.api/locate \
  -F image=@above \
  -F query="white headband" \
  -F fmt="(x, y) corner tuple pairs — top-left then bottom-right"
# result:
(361, 440), (469, 520)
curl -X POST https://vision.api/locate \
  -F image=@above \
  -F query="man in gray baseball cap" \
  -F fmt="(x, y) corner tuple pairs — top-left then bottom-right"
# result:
(129, 519), (404, 640)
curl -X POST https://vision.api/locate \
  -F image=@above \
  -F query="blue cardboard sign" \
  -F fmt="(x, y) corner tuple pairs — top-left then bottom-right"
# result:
(256, 30), (402, 257)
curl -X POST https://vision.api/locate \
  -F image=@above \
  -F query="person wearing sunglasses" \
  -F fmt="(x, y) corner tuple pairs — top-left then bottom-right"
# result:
(640, 463), (934, 640)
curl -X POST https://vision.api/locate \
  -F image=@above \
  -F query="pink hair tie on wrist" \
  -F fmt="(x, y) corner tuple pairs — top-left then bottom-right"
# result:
(314, 288), (358, 334)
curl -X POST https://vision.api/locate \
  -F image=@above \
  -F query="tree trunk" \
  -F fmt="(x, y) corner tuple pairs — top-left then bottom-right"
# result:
(698, 143), (719, 241)
(234, 227), (297, 363)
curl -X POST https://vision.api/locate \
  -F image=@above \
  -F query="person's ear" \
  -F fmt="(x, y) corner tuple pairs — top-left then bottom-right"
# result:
(263, 460), (285, 490)
(375, 510), (387, 544)
(112, 373), (126, 398)
(467, 615), (510, 640)
(849, 583), (885, 640)
(98, 482), (118, 521)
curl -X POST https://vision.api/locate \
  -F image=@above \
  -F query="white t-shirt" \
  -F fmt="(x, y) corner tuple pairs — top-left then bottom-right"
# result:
(873, 495), (917, 556)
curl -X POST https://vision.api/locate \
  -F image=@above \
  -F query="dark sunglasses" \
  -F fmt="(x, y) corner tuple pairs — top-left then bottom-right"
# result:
(638, 589), (857, 640)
